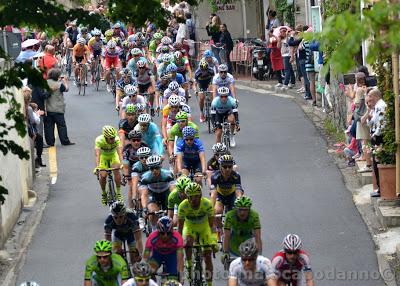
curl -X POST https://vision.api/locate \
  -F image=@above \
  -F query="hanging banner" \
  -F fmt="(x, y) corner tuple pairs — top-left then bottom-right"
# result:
(215, 0), (237, 11)
(311, 6), (322, 72)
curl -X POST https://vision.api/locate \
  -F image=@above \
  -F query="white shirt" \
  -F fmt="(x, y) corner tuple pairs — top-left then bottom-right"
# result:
(229, 256), (277, 286)
(122, 278), (158, 286)
(368, 98), (386, 137)
(121, 95), (146, 109)
(176, 23), (188, 43)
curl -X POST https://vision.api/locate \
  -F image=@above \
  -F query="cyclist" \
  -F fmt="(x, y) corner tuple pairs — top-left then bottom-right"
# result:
(140, 155), (175, 231)
(134, 113), (163, 156)
(130, 147), (151, 209)
(157, 54), (172, 78)
(128, 48), (147, 76)
(84, 240), (130, 286)
(104, 30), (114, 45)
(64, 20), (79, 46)
(72, 37), (90, 86)
(210, 154), (242, 238)
(173, 51), (193, 82)
(135, 59), (156, 116)
(177, 182), (216, 286)
(105, 202), (143, 265)
(119, 104), (139, 146)
(222, 197), (262, 265)
(167, 175), (191, 225)
(143, 216), (184, 281)
(155, 73), (171, 112)
(202, 50), (219, 73)
(176, 126), (207, 185)
(116, 68), (136, 110)
(194, 60), (215, 122)
(104, 41), (122, 93)
(166, 63), (185, 87)
(88, 29), (104, 84)
(206, 143), (232, 187)
(120, 85), (146, 118)
(167, 111), (199, 163)
(94, 125), (124, 205)
(122, 261), (158, 286)
(112, 23), (126, 45)
(163, 81), (186, 104)
(78, 27), (92, 42)
(271, 234), (314, 286)
(228, 238), (278, 286)
(148, 32), (163, 60)
(212, 64), (237, 99)
(211, 86), (240, 146)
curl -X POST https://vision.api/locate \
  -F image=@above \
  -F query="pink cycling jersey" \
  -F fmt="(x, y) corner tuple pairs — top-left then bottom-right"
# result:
(145, 230), (183, 255)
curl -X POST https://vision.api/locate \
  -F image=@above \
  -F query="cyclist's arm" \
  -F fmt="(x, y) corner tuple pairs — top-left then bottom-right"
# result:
(134, 229), (143, 255)
(229, 83), (237, 99)
(305, 271), (314, 286)
(84, 280), (91, 286)
(176, 152), (183, 173)
(95, 148), (101, 167)
(161, 116), (168, 141)
(199, 151), (207, 174)
(178, 218), (184, 234)
(212, 84), (217, 99)
(228, 278), (237, 286)
(177, 248), (184, 281)
(117, 146), (123, 163)
(223, 228), (231, 253)
(154, 133), (164, 156)
(255, 228), (262, 254)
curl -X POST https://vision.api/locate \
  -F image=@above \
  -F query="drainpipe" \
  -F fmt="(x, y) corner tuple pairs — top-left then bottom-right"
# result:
(241, 0), (247, 39)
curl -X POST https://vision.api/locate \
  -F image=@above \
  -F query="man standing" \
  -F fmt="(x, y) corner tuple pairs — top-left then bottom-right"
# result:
(38, 45), (58, 79)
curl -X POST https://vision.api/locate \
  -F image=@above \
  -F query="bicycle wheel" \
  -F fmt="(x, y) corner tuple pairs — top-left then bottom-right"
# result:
(108, 178), (117, 205)
(81, 65), (87, 96)
(95, 60), (101, 91)
(78, 69), (82, 96)
(205, 100), (211, 134)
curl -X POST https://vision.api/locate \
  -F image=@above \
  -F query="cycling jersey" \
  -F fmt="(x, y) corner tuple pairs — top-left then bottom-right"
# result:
(212, 73), (235, 87)
(84, 253), (130, 283)
(88, 37), (103, 52)
(163, 87), (186, 100)
(134, 122), (163, 155)
(168, 121), (199, 142)
(135, 68), (152, 85)
(121, 95), (146, 110)
(211, 96), (237, 114)
(118, 119), (138, 139)
(73, 44), (90, 58)
(132, 160), (149, 178)
(173, 58), (189, 75)
(207, 152), (232, 171)
(229, 256), (276, 286)
(127, 56), (148, 75)
(65, 27), (79, 45)
(95, 135), (121, 155)
(224, 209), (261, 256)
(157, 62), (169, 77)
(122, 142), (148, 169)
(271, 250), (312, 286)
(167, 189), (185, 210)
(202, 56), (219, 71)
(170, 73), (185, 85)
(145, 230), (183, 255)
(103, 46), (122, 59)
(140, 169), (174, 193)
(176, 138), (205, 161)
(210, 170), (242, 196)
(77, 33), (92, 42)
(195, 68), (215, 90)
(116, 77), (136, 91)
(123, 278), (158, 286)
(104, 210), (140, 238)
(148, 40), (158, 58)
(163, 104), (191, 126)
(156, 80), (169, 94)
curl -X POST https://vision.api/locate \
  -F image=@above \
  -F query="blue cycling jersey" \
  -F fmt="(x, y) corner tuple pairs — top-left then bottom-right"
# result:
(116, 77), (136, 91)
(170, 73), (185, 85)
(141, 169), (175, 193)
(132, 161), (149, 178)
(134, 122), (163, 155)
(211, 96), (237, 114)
(176, 138), (205, 161)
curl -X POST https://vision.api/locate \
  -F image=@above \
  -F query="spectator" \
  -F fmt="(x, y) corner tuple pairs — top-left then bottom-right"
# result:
(365, 88), (386, 197)
(220, 24), (234, 73)
(344, 136), (359, 167)
(280, 26), (295, 90)
(205, 14), (223, 62)
(186, 13), (195, 41)
(300, 27), (317, 106)
(15, 40), (39, 64)
(353, 75), (370, 161)
(44, 68), (75, 146)
(37, 45), (58, 79)
(266, 10), (281, 30)
(175, 14), (188, 44)
(268, 31), (284, 88)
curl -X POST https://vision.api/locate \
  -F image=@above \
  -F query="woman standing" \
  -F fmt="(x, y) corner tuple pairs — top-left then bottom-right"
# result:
(219, 24), (234, 73)
(206, 14), (223, 63)
(268, 30), (284, 88)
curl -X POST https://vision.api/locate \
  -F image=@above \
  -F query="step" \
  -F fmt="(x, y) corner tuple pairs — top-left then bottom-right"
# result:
(356, 160), (372, 185)
(374, 198), (400, 227)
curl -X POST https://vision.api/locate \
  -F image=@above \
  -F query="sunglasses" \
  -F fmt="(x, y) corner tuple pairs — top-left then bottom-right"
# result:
(220, 95), (228, 98)
(139, 156), (148, 160)
(140, 123), (149, 127)
(135, 277), (150, 282)
(159, 231), (170, 236)
(96, 255), (110, 259)
(185, 138), (194, 142)
(131, 138), (141, 142)
(221, 165), (233, 169)
(285, 250), (299, 255)
(171, 105), (179, 109)
(220, 71), (227, 74)
(150, 166), (160, 170)
(113, 214), (125, 219)
(242, 257), (257, 262)
(177, 120), (186, 123)
(138, 66), (145, 69)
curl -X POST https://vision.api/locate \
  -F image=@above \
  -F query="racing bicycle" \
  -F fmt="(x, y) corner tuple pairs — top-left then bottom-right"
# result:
(95, 167), (121, 206)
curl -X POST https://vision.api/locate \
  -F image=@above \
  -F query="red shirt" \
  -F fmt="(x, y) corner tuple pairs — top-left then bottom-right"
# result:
(38, 54), (58, 79)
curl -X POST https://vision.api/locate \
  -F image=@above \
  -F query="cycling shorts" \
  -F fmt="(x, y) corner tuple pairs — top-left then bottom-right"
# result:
(148, 190), (169, 210)
(215, 111), (232, 129)
(99, 152), (120, 169)
(216, 191), (236, 210)
(75, 56), (84, 63)
(138, 82), (151, 94)
(183, 159), (202, 174)
(182, 223), (217, 250)
(105, 57), (119, 69)
(197, 79), (212, 91)
(112, 230), (136, 248)
(93, 50), (102, 58)
(149, 251), (178, 276)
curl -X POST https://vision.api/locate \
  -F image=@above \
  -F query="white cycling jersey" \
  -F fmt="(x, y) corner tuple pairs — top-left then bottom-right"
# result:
(122, 278), (158, 286)
(229, 256), (277, 286)
(212, 73), (234, 87)
(163, 87), (186, 100)
(121, 95), (146, 109)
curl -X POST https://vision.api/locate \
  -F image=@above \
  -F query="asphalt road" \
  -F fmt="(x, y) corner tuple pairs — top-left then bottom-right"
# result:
(16, 80), (384, 286)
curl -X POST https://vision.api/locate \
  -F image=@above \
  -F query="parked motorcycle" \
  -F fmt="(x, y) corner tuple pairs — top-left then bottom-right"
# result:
(250, 39), (272, 80)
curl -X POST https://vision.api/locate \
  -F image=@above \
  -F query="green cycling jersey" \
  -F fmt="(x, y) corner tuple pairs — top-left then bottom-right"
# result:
(95, 135), (121, 155)
(84, 253), (130, 285)
(167, 189), (185, 210)
(168, 121), (199, 142)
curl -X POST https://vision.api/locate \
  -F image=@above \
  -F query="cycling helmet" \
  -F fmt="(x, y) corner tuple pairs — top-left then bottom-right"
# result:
(157, 216), (173, 233)
(283, 234), (302, 251)
(136, 59), (146, 68)
(175, 175), (191, 193)
(218, 64), (228, 72)
(113, 23), (121, 29)
(121, 68), (132, 77)
(128, 130), (142, 140)
(174, 51), (183, 59)
(161, 36), (172, 45)
(107, 40), (117, 49)
(122, 40), (130, 48)
(94, 239), (112, 253)
(125, 103), (137, 114)
(146, 155), (162, 168)
(175, 111), (188, 121)
(110, 201), (126, 216)
(182, 126), (196, 139)
(162, 280), (182, 286)
(135, 103), (146, 112)
(137, 146), (151, 157)
(80, 27), (88, 34)
(135, 32), (144, 39)
(161, 73), (170, 80)
(161, 45), (171, 54)
(199, 60), (208, 70)
(185, 182), (202, 197)
(218, 154), (235, 165)
(212, 143), (227, 154)
(104, 30), (113, 37)
(77, 37), (86, 45)
(138, 113), (151, 124)
(218, 86), (230, 95)
(162, 53), (172, 63)
(166, 63), (178, 73)
(239, 238), (258, 257)
(153, 32), (163, 40)
(131, 48), (142, 56)
(124, 84), (137, 95)
(234, 196), (252, 208)
(168, 81), (180, 91)
(132, 261), (151, 277)
(204, 50), (213, 58)
(92, 29), (101, 36)
(20, 282), (40, 286)
(179, 96), (187, 104)
(102, 125), (117, 139)
(168, 94), (180, 106)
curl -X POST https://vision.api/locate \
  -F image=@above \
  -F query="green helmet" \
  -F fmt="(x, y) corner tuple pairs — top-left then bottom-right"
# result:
(175, 111), (188, 121)
(185, 182), (202, 197)
(175, 175), (191, 193)
(102, 125), (117, 139)
(125, 103), (136, 114)
(94, 239), (112, 253)
(234, 196), (252, 208)
(153, 32), (163, 40)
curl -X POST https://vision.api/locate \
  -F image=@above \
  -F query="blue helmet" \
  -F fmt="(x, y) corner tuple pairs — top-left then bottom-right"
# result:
(204, 50), (213, 58)
(157, 216), (173, 233)
(182, 126), (197, 139)
(166, 63), (178, 73)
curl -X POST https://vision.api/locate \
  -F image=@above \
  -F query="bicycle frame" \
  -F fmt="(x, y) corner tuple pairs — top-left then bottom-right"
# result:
(221, 121), (231, 151)
(203, 91), (212, 134)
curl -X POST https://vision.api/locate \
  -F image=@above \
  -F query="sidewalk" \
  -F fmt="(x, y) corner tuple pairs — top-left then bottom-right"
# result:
(237, 78), (400, 286)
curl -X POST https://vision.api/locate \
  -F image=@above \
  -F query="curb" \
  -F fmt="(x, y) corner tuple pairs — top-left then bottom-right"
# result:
(236, 79), (398, 285)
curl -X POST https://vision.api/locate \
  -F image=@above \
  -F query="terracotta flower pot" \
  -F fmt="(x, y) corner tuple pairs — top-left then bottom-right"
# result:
(378, 164), (396, 199)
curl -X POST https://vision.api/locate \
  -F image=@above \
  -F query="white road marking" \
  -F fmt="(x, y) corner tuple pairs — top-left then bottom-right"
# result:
(236, 84), (295, 99)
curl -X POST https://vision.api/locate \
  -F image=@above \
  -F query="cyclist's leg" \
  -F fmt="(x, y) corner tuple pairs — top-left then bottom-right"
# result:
(214, 197), (224, 232)
(115, 58), (121, 80)
(98, 154), (111, 191)
(163, 252), (179, 278)
(128, 175), (139, 209)
(74, 57), (81, 80)
(227, 113), (236, 134)
(126, 233), (140, 264)
(110, 152), (122, 200)
(105, 58), (111, 84)
(148, 250), (162, 274)
(147, 192), (160, 229)
(182, 226), (194, 270)
(193, 161), (203, 185)
(214, 114), (223, 143)
(199, 226), (215, 285)
(140, 185), (149, 209)
(112, 230), (124, 256)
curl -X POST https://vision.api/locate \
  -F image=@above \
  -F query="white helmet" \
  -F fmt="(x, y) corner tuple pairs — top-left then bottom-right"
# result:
(131, 48), (142, 56)
(77, 38), (86, 45)
(137, 147), (151, 157)
(20, 283), (40, 286)
(138, 113), (151, 124)
(283, 234), (302, 251)
(107, 40), (117, 49)
(217, 86), (230, 95)
(161, 36), (172, 45)
(146, 155), (162, 167)
(168, 81), (180, 91)
(162, 54), (172, 63)
(92, 29), (101, 36)
(178, 95), (186, 103)
(168, 94), (180, 106)
(124, 84), (137, 96)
